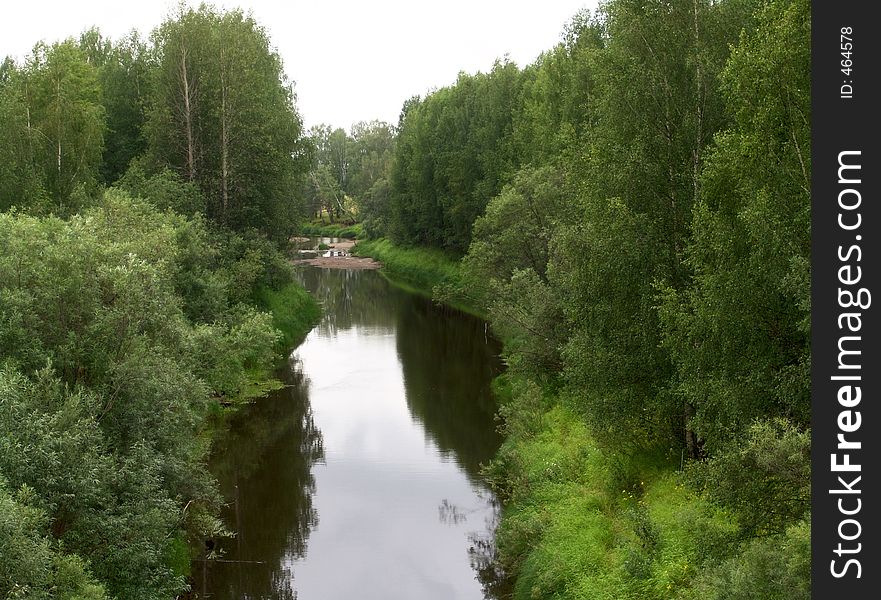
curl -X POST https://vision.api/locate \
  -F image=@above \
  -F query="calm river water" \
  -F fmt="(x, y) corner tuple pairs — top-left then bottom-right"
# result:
(194, 266), (504, 599)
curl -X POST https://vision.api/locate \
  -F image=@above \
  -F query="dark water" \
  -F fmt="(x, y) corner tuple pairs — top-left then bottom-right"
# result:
(194, 267), (505, 599)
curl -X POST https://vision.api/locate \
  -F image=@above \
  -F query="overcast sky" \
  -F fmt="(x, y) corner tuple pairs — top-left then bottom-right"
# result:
(2, 0), (596, 130)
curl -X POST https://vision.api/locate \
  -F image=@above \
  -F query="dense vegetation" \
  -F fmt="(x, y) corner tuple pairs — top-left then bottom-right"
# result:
(3, 0), (811, 597)
(359, 0), (811, 597)
(302, 120), (396, 236)
(0, 6), (319, 598)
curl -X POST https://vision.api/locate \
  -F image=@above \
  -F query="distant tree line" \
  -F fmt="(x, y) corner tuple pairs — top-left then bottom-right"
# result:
(303, 119), (396, 236)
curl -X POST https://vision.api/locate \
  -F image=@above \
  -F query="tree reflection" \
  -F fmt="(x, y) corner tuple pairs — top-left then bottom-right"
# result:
(295, 267), (399, 335)
(396, 296), (504, 482)
(468, 498), (514, 600)
(194, 354), (323, 599)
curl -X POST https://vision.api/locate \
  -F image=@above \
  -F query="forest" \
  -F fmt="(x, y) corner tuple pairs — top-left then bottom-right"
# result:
(0, 6), (321, 597)
(359, 0), (811, 597)
(0, 0), (810, 598)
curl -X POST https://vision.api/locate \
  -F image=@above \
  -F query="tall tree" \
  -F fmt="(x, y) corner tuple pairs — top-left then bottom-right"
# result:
(659, 0), (810, 450)
(20, 41), (105, 214)
(552, 0), (758, 449)
(389, 60), (522, 253)
(80, 28), (151, 185)
(147, 6), (307, 238)
(0, 58), (45, 210)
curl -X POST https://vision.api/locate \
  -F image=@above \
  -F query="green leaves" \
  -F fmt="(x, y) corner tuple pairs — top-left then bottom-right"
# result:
(146, 6), (308, 240)
(24, 41), (106, 213)
(659, 0), (811, 450)
(0, 192), (293, 597)
(389, 61), (522, 253)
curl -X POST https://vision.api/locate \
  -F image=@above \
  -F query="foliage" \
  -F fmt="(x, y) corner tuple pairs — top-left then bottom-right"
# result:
(303, 120), (396, 227)
(0, 479), (108, 600)
(485, 386), (742, 600)
(0, 61), (47, 211)
(658, 0), (811, 450)
(254, 282), (322, 350)
(299, 222), (364, 239)
(0, 192), (313, 596)
(146, 5), (309, 240)
(676, 519), (810, 600)
(353, 238), (480, 316)
(79, 28), (152, 186)
(0, 0), (812, 597)
(0, 40), (105, 214)
(388, 60), (522, 253)
(685, 418), (810, 537)
(115, 161), (207, 216)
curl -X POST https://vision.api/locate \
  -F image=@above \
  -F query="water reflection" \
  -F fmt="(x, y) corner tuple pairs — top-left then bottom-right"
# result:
(196, 354), (323, 599)
(196, 268), (505, 599)
(395, 298), (503, 482)
(296, 266), (397, 335)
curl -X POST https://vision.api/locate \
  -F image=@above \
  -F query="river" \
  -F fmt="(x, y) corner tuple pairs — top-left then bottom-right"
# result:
(193, 265), (505, 599)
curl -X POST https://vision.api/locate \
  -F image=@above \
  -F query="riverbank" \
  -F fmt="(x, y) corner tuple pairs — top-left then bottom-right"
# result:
(189, 278), (320, 583)
(486, 376), (736, 600)
(352, 238), (483, 317)
(208, 281), (322, 405)
(254, 281), (322, 352)
(344, 236), (810, 600)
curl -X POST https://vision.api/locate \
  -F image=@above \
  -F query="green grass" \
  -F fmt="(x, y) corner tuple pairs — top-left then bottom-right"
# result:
(300, 222), (364, 239)
(489, 380), (745, 600)
(352, 237), (484, 316)
(254, 281), (321, 351)
(163, 532), (191, 579)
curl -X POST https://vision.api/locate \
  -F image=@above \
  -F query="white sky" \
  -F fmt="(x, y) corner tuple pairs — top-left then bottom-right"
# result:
(1, 1), (596, 131)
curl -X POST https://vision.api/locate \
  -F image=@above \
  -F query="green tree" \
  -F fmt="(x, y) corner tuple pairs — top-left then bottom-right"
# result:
(17, 40), (105, 213)
(147, 6), (308, 239)
(80, 28), (152, 185)
(552, 0), (757, 450)
(389, 60), (522, 253)
(659, 0), (810, 451)
(0, 59), (46, 210)
(305, 124), (354, 222)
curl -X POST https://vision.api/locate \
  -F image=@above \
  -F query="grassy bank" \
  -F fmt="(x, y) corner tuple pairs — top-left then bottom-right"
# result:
(254, 281), (322, 351)
(300, 222), (364, 239)
(486, 375), (809, 600)
(352, 237), (483, 316)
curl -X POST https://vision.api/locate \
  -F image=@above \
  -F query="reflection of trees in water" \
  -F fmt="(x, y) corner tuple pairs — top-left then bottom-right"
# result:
(468, 497), (514, 600)
(396, 298), (504, 482)
(298, 266), (504, 482)
(194, 354), (323, 599)
(295, 267), (400, 336)
(197, 267), (509, 598)
(438, 498), (470, 525)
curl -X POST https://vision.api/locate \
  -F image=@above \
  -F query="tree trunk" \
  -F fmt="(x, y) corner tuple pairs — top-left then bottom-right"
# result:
(220, 46), (229, 225)
(179, 43), (195, 181)
(692, 0), (705, 199)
